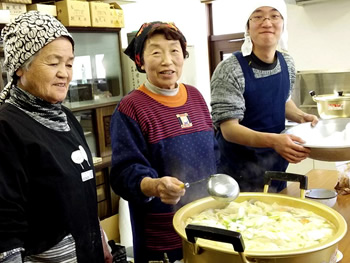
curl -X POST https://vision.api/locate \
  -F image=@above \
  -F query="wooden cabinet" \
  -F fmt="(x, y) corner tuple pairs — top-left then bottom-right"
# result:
(95, 163), (119, 219)
(62, 27), (124, 219)
(96, 105), (115, 157)
(71, 103), (119, 220)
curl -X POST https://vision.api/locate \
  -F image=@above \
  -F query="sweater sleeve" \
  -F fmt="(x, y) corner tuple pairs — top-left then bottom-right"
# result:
(210, 55), (246, 127)
(281, 52), (296, 99)
(109, 107), (158, 204)
(0, 119), (27, 253)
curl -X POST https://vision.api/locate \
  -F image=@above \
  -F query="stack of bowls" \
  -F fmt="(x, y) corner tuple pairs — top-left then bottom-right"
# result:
(305, 188), (338, 207)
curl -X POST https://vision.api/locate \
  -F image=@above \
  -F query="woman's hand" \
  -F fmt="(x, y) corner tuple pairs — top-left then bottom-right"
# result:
(156, 177), (186, 205)
(141, 177), (185, 205)
(272, 134), (311, 163)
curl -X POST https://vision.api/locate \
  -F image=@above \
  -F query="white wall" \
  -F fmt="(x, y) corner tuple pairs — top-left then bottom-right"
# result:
(119, 0), (350, 105)
(287, 0), (350, 71)
(119, 0), (211, 106)
(211, 0), (350, 71)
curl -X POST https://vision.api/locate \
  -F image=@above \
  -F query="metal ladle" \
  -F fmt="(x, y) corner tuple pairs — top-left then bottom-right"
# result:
(182, 174), (240, 202)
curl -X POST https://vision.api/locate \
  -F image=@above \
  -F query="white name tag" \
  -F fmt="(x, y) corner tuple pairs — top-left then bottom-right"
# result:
(81, 170), (94, 182)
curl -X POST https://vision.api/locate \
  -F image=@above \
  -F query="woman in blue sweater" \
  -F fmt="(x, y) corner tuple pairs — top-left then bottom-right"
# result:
(110, 22), (219, 262)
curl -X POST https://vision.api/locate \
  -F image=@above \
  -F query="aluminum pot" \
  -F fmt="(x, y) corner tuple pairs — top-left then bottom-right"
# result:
(173, 172), (347, 263)
(310, 91), (350, 119)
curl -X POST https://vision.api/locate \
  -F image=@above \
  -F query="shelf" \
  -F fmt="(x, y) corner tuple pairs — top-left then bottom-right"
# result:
(66, 26), (121, 33)
(64, 97), (120, 112)
(94, 155), (112, 172)
(0, 24), (121, 32)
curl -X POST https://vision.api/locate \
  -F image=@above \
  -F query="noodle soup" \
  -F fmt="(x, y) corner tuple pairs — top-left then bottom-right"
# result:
(186, 199), (336, 251)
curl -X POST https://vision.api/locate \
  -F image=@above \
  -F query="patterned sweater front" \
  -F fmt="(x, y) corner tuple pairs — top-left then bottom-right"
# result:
(110, 83), (218, 260)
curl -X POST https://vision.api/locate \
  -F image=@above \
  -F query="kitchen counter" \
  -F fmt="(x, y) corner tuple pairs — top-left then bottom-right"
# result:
(280, 169), (349, 263)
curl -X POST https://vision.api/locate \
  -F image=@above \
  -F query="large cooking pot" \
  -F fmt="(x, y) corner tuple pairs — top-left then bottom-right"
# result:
(173, 172), (347, 263)
(310, 90), (350, 119)
(283, 118), (350, 161)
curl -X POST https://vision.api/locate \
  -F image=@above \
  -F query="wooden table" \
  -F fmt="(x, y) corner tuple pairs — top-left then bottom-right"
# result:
(280, 169), (350, 263)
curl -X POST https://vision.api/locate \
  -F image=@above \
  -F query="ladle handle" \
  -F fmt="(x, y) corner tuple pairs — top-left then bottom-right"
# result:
(185, 224), (252, 263)
(263, 171), (308, 198)
(181, 183), (190, 189)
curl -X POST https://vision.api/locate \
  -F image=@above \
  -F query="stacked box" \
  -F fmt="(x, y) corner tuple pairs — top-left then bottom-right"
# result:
(0, 0), (31, 4)
(0, 9), (10, 23)
(0, 2), (26, 22)
(89, 1), (109, 27)
(55, 0), (91, 27)
(109, 2), (124, 28)
(27, 4), (57, 16)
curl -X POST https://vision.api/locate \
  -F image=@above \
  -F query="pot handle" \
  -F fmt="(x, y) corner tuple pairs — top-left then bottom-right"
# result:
(185, 224), (252, 263)
(309, 90), (317, 102)
(263, 171), (308, 198)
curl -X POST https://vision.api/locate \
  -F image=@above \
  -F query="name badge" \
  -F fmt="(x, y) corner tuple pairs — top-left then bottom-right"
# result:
(81, 170), (94, 182)
(176, 113), (193, 128)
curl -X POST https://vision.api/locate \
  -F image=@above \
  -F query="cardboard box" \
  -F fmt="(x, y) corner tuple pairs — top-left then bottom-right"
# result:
(27, 4), (57, 17)
(55, 0), (91, 27)
(89, 1), (109, 27)
(100, 214), (120, 243)
(109, 2), (124, 28)
(0, 0), (31, 4)
(0, 9), (10, 24)
(0, 2), (26, 22)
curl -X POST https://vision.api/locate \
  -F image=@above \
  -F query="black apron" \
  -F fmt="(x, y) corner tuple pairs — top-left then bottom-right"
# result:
(217, 51), (290, 192)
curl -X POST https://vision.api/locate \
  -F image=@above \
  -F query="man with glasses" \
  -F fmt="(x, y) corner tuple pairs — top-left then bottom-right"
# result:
(210, 0), (318, 192)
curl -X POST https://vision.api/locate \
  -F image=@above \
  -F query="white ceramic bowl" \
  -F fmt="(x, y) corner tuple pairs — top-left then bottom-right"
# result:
(305, 188), (338, 207)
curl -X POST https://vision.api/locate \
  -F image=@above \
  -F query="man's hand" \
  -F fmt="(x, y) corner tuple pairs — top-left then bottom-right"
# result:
(272, 134), (311, 163)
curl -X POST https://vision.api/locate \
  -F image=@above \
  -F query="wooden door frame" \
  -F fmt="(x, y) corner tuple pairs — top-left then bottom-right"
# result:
(203, 2), (245, 76)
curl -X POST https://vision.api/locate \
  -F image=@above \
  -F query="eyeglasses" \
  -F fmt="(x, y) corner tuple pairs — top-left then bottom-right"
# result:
(249, 15), (283, 24)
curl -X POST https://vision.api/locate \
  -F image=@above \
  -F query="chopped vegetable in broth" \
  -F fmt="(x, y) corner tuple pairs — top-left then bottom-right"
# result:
(186, 200), (336, 251)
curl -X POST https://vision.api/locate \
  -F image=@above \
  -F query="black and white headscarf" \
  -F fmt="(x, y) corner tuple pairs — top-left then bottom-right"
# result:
(0, 11), (74, 105)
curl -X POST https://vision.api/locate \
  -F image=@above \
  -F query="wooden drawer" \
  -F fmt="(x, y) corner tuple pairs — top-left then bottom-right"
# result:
(98, 200), (109, 219)
(95, 170), (104, 185)
(96, 105), (115, 157)
(97, 184), (106, 202)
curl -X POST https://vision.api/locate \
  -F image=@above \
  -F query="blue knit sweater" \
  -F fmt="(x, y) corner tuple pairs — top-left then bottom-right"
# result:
(110, 84), (219, 262)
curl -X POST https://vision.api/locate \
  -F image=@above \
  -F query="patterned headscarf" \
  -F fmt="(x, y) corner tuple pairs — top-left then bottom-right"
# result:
(241, 0), (288, 56)
(0, 11), (74, 104)
(124, 21), (187, 73)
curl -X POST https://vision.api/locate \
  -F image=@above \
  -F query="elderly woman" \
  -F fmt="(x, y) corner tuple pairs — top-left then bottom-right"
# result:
(210, 0), (318, 192)
(0, 11), (111, 262)
(110, 22), (219, 262)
